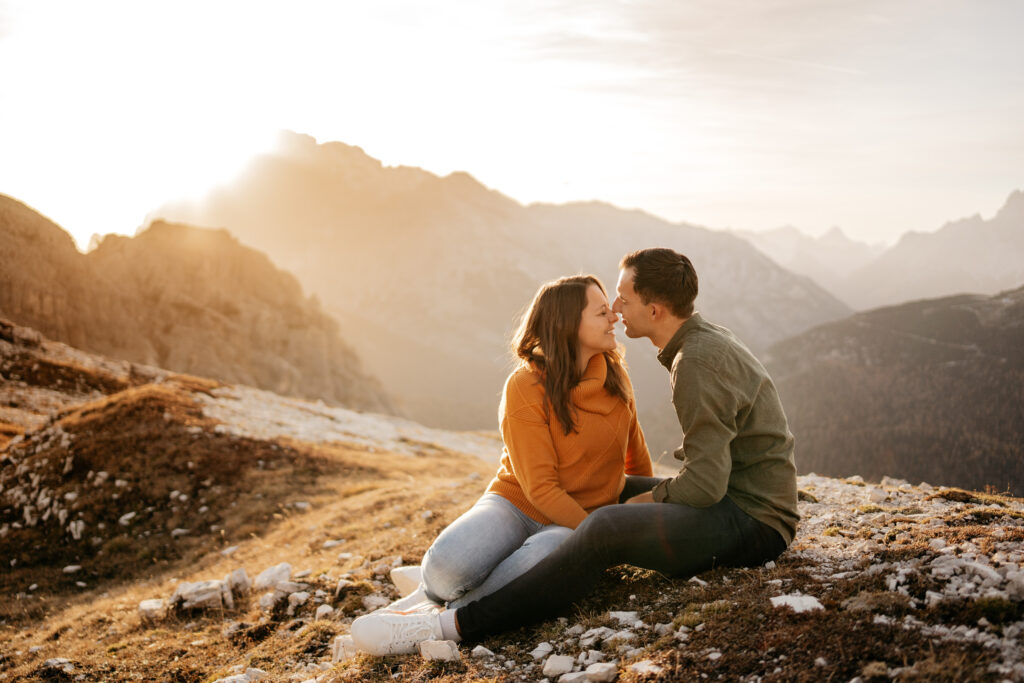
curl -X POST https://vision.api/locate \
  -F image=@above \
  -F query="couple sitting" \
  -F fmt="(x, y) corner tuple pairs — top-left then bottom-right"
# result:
(351, 247), (799, 654)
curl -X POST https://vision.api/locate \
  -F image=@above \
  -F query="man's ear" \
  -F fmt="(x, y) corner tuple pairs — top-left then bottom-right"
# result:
(648, 301), (663, 320)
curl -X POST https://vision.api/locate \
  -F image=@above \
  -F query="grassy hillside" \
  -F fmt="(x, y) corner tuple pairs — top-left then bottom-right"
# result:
(3, 320), (1023, 682)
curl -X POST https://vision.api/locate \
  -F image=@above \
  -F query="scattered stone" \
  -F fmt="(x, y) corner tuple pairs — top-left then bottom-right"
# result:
(629, 660), (663, 676)
(42, 658), (74, 673)
(172, 580), (228, 610)
(254, 562), (291, 591)
(868, 487), (888, 503)
(362, 595), (390, 611)
(118, 511), (136, 526)
(332, 635), (357, 662)
(530, 641), (554, 659)
(421, 510), (434, 520)
(221, 545), (239, 556)
(543, 654), (575, 677)
(171, 528), (190, 538)
(419, 639), (461, 661)
(585, 661), (618, 682)
(322, 539), (345, 549)
(770, 593), (824, 613)
(315, 604), (333, 620)
(334, 578), (354, 597)
(471, 645), (494, 658)
(226, 568), (252, 596)
(62, 565), (81, 574)
(138, 598), (166, 621)
(580, 627), (615, 648)
(287, 591), (310, 616)
(559, 673), (589, 683)
(291, 501), (311, 512)
(608, 610), (639, 626)
(390, 565), (422, 596)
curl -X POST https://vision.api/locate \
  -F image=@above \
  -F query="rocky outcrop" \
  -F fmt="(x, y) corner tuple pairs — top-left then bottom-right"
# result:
(0, 194), (391, 413)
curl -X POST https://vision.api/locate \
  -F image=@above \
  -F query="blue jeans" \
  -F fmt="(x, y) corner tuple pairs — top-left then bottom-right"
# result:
(454, 476), (788, 638)
(421, 493), (574, 609)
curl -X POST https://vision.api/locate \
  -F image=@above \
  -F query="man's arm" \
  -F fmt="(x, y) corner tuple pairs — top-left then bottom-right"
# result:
(651, 357), (739, 507)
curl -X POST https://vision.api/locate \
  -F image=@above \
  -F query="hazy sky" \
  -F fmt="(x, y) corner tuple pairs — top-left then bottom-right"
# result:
(1, 0), (1022, 250)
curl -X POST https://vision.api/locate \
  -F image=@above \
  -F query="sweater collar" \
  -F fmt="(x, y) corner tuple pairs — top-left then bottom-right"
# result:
(572, 353), (618, 414)
(657, 312), (703, 370)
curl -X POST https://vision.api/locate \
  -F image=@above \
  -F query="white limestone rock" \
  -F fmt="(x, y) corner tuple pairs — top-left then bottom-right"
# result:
(579, 626), (615, 648)
(138, 598), (166, 622)
(471, 645), (494, 658)
(585, 661), (619, 682)
(419, 639), (461, 661)
(629, 660), (663, 676)
(770, 593), (824, 613)
(390, 565), (422, 596)
(530, 641), (554, 659)
(315, 604), (334, 620)
(287, 591), (310, 616)
(543, 654), (575, 677)
(362, 594), (390, 611)
(226, 567), (252, 596)
(172, 580), (226, 610)
(332, 635), (357, 662)
(253, 562), (291, 591)
(559, 673), (589, 683)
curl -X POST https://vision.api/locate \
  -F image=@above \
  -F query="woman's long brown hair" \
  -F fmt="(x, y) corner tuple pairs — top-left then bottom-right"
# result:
(511, 275), (629, 434)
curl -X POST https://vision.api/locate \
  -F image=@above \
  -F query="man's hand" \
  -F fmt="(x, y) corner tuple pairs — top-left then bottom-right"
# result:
(625, 491), (655, 504)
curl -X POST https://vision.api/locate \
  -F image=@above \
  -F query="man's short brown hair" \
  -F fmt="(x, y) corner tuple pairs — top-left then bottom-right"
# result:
(619, 248), (698, 319)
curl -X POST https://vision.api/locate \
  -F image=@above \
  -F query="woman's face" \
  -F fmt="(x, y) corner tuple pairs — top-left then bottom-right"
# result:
(577, 283), (619, 359)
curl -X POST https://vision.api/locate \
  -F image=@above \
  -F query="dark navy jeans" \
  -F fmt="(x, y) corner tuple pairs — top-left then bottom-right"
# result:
(455, 476), (787, 639)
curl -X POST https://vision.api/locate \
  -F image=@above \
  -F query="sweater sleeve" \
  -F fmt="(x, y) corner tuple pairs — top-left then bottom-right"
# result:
(652, 357), (738, 507)
(501, 380), (589, 529)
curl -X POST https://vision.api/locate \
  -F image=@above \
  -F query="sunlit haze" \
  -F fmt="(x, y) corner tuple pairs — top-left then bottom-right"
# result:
(1, 0), (1022, 251)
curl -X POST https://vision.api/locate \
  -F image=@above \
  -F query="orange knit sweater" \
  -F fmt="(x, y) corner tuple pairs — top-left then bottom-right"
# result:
(486, 353), (653, 529)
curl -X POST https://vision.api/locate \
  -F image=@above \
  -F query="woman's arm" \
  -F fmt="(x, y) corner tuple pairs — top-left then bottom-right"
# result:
(502, 406), (589, 529)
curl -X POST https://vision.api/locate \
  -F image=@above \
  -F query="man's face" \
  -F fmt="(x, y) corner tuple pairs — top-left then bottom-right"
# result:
(612, 268), (652, 339)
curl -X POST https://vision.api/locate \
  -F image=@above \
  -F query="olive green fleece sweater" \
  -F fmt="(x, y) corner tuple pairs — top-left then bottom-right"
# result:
(651, 313), (799, 545)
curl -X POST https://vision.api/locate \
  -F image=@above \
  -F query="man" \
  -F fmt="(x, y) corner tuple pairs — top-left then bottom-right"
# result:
(351, 247), (799, 655)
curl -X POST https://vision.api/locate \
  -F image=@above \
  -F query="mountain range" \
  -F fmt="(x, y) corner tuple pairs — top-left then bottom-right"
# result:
(765, 284), (1024, 495)
(736, 191), (1024, 311)
(0, 194), (391, 414)
(732, 226), (885, 308)
(153, 131), (851, 459)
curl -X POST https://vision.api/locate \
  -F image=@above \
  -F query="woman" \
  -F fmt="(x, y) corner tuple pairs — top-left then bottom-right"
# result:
(351, 275), (652, 655)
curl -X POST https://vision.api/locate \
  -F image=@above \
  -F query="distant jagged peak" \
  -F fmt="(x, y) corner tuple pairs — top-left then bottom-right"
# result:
(994, 188), (1024, 222)
(117, 219), (239, 252)
(270, 130), (385, 177)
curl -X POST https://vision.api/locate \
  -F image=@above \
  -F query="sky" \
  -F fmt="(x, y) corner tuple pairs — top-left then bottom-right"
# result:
(1, 0), (1022, 251)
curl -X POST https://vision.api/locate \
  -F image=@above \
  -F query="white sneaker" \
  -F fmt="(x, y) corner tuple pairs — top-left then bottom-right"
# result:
(381, 584), (442, 613)
(350, 609), (444, 656)
(390, 565), (423, 596)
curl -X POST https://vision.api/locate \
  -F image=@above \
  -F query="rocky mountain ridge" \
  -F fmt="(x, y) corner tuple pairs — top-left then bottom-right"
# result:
(839, 190), (1024, 309)
(0, 194), (391, 414)
(766, 284), (1024, 496)
(152, 130), (851, 459)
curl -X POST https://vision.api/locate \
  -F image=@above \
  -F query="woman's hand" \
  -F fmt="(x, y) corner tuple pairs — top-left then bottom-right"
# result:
(625, 491), (655, 504)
